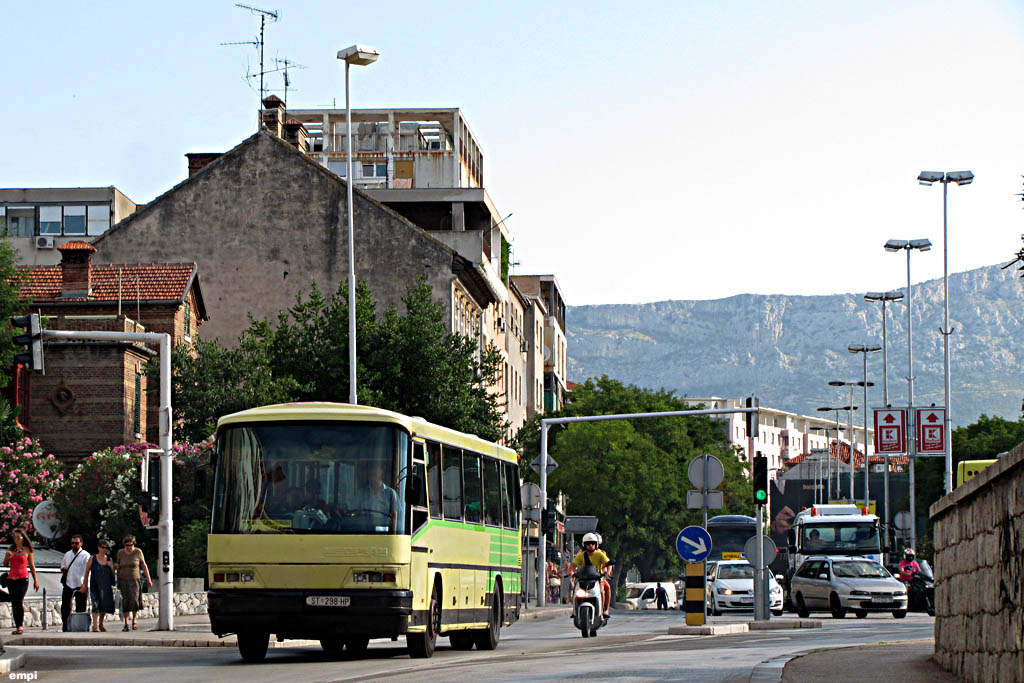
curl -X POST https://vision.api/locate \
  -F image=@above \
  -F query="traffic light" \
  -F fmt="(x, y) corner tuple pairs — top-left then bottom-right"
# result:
(745, 396), (759, 438)
(541, 498), (557, 535)
(11, 314), (44, 373)
(752, 454), (768, 506)
(136, 453), (160, 526)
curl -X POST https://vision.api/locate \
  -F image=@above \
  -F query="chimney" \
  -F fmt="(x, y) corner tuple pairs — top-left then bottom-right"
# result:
(283, 119), (309, 153)
(185, 152), (222, 178)
(58, 241), (97, 298)
(261, 94), (286, 138)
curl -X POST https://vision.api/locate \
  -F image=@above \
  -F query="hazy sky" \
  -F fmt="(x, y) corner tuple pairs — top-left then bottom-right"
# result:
(4, 1), (1024, 305)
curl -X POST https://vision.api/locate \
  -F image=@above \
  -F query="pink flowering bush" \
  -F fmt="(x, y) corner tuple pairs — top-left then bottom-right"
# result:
(0, 437), (61, 541)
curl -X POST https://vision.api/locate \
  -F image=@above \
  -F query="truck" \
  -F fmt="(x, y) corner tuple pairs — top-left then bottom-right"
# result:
(781, 503), (887, 610)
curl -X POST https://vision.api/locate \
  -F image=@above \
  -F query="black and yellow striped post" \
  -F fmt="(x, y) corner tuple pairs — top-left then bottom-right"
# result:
(684, 562), (706, 626)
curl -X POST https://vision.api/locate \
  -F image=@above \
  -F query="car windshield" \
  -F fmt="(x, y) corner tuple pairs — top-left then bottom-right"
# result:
(626, 587), (644, 599)
(832, 561), (890, 578)
(718, 564), (754, 580)
(801, 522), (879, 554)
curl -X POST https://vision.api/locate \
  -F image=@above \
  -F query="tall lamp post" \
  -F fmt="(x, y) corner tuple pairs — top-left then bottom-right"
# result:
(885, 238), (932, 551)
(918, 170), (973, 495)
(849, 344), (881, 510)
(337, 44), (380, 405)
(816, 405), (856, 501)
(864, 291), (903, 536)
(827, 382), (863, 500)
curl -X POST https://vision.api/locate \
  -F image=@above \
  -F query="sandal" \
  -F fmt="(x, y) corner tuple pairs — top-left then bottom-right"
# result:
(99, 624), (106, 632)
(91, 626), (99, 632)
(12, 628), (22, 635)
(132, 623), (137, 630)
(122, 624), (130, 632)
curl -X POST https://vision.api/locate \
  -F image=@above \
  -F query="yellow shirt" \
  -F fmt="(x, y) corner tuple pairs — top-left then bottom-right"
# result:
(572, 549), (611, 573)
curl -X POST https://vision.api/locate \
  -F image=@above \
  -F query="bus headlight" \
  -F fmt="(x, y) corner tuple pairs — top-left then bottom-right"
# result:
(353, 571), (397, 583)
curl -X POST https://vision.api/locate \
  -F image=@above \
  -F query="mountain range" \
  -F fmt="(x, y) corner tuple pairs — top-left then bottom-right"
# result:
(566, 263), (1024, 428)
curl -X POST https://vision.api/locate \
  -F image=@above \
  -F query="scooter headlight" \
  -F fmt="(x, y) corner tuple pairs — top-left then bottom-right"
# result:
(575, 588), (588, 599)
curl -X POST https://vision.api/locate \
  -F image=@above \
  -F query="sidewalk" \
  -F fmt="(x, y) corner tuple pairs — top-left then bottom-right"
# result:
(779, 640), (958, 683)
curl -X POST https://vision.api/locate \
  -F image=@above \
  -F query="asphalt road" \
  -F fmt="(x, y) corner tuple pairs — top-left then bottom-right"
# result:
(15, 610), (936, 683)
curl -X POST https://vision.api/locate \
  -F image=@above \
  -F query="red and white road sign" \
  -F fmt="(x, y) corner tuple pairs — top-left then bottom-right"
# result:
(916, 407), (946, 454)
(873, 408), (907, 454)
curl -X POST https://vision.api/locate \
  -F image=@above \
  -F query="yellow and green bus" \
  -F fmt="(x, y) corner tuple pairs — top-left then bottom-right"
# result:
(207, 402), (523, 661)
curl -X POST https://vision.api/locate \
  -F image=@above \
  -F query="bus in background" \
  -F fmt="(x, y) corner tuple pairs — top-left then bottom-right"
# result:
(207, 403), (522, 662)
(956, 459), (997, 487)
(706, 515), (758, 562)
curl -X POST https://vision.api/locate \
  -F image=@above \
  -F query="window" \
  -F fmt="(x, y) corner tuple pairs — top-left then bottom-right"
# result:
(63, 206), (86, 235)
(39, 206), (62, 235)
(133, 372), (142, 436)
(442, 447), (463, 521)
(360, 163), (387, 178)
(463, 453), (483, 524)
(327, 160), (347, 177)
(483, 458), (501, 527)
(0, 208), (5, 236)
(502, 462), (519, 530)
(183, 301), (191, 338)
(427, 442), (442, 519)
(87, 205), (110, 235)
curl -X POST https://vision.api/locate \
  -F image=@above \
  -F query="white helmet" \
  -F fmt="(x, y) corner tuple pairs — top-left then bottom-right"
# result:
(595, 533), (603, 545)
(582, 533), (599, 545)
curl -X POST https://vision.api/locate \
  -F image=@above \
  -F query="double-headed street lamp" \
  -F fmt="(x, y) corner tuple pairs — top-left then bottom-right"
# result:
(825, 383), (868, 501)
(918, 170), (973, 495)
(814, 406), (856, 501)
(849, 344), (881, 510)
(337, 44), (380, 405)
(864, 290), (903, 535)
(884, 238), (932, 550)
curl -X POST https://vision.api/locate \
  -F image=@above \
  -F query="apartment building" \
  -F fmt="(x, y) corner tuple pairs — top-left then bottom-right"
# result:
(510, 275), (569, 414)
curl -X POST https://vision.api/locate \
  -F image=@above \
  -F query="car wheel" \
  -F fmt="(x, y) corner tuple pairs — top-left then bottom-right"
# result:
(829, 593), (846, 619)
(796, 593), (810, 619)
(855, 610), (868, 619)
(771, 609), (783, 617)
(892, 610), (907, 619)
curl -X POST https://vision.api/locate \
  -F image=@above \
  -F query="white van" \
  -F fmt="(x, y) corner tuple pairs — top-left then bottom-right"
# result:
(624, 581), (678, 610)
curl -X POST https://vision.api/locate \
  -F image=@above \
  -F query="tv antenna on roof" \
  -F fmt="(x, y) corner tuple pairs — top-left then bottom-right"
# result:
(268, 58), (306, 106)
(222, 4), (279, 120)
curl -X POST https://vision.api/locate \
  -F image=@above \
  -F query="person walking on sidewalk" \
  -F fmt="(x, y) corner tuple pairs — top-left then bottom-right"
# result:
(60, 534), (90, 632)
(86, 539), (116, 632)
(116, 536), (152, 631)
(3, 528), (39, 635)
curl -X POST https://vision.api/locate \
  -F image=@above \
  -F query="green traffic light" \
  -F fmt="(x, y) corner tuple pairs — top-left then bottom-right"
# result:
(755, 490), (767, 501)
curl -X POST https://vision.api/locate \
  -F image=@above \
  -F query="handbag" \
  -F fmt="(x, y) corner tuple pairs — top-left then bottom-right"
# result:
(0, 572), (9, 588)
(61, 549), (82, 588)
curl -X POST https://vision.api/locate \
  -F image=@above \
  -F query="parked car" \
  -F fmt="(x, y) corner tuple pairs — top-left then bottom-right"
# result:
(790, 555), (908, 619)
(624, 581), (678, 609)
(705, 560), (784, 616)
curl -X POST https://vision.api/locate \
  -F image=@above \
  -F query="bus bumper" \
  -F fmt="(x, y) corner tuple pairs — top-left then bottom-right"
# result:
(208, 589), (413, 639)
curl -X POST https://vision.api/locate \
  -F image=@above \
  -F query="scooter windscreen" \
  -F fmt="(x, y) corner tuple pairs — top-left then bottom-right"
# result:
(576, 564), (601, 588)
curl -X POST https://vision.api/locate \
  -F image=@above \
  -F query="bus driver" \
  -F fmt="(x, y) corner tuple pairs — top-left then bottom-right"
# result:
(355, 460), (399, 531)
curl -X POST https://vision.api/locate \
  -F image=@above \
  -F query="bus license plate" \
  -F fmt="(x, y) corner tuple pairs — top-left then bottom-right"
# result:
(306, 596), (350, 607)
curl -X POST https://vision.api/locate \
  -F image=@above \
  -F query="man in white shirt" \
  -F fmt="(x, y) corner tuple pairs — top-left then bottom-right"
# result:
(60, 534), (91, 632)
(356, 461), (398, 531)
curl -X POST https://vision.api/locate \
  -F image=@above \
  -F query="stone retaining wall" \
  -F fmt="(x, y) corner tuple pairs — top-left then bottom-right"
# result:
(0, 591), (207, 629)
(930, 443), (1024, 682)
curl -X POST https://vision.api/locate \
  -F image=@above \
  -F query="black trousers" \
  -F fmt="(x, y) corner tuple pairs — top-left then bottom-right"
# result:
(8, 578), (29, 628)
(61, 585), (87, 631)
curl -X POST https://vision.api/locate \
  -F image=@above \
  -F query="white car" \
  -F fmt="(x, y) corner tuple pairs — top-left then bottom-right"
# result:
(706, 560), (784, 616)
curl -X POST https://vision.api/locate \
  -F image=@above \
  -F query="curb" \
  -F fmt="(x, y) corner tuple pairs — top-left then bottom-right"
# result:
(749, 619), (821, 630)
(749, 652), (797, 682)
(667, 620), (821, 636)
(0, 649), (26, 674)
(518, 607), (573, 622)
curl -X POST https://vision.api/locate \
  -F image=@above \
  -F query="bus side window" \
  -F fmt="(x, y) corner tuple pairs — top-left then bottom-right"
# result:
(463, 452), (483, 524)
(427, 442), (442, 519)
(483, 458), (501, 527)
(443, 446), (463, 521)
(503, 462), (520, 529)
(410, 442), (428, 533)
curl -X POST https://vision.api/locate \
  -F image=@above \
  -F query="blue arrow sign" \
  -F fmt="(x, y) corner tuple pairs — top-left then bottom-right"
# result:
(676, 526), (712, 563)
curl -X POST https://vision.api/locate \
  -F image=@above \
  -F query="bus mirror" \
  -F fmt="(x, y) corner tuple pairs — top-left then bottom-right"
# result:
(786, 529), (796, 551)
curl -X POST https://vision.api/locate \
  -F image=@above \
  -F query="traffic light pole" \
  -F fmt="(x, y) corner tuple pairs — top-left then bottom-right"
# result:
(41, 328), (176, 630)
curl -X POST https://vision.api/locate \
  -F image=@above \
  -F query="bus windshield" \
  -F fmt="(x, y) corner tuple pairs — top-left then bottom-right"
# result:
(800, 522), (879, 554)
(707, 520), (757, 561)
(211, 422), (410, 535)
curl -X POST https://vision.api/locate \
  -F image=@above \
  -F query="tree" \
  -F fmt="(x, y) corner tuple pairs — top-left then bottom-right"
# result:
(515, 376), (751, 590)
(0, 238), (27, 442)
(170, 278), (507, 443)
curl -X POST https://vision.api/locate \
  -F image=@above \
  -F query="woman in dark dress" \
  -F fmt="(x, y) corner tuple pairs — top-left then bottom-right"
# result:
(85, 540), (116, 632)
(115, 536), (152, 631)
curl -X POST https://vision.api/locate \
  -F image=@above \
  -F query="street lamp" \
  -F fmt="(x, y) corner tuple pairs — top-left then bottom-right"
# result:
(849, 344), (882, 510)
(918, 170), (973, 495)
(816, 405), (856, 501)
(337, 44), (380, 405)
(864, 290), (903, 538)
(884, 237), (932, 551)
(825, 384), (864, 500)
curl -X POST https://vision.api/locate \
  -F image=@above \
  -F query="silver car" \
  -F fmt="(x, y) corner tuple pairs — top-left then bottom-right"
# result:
(705, 560), (784, 616)
(790, 555), (908, 619)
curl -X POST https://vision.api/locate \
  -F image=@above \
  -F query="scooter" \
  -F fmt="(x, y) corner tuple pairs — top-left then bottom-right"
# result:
(907, 564), (935, 616)
(572, 564), (604, 638)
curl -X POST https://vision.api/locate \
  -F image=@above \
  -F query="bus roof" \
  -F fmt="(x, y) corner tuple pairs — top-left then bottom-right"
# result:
(217, 402), (518, 461)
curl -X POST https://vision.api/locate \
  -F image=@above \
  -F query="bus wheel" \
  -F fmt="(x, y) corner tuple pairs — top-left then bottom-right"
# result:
(408, 585), (440, 659)
(237, 631), (269, 662)
(344, 637), (370, 657)
(473, 590), (502, 650)
(319, 637), (345, 658)
(448, 631), (475, 650)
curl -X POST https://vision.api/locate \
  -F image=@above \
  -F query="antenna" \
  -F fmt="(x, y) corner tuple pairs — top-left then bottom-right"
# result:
(270, 58), (306, 106)
(222, 4), (279, 123)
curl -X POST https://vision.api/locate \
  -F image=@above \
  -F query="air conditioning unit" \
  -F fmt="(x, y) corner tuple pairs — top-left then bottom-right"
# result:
(36, 236), (55, 249)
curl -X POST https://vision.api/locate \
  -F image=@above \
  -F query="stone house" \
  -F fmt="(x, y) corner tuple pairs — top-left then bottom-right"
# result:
(13, 241), (206, 460)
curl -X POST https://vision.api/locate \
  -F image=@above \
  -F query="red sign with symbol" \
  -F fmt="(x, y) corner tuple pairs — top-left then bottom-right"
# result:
(916, 407), (946, 454)
(873, 408), (907, 453)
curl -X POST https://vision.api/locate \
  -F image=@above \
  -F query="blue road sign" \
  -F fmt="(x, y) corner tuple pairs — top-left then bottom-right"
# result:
(676, 526), (713, 563)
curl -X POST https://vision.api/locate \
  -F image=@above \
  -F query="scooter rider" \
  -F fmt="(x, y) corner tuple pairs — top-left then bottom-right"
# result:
(572, 533), (613, 623)
(897, 548), (921, 583)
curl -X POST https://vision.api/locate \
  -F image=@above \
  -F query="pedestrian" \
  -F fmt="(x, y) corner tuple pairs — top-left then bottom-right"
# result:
(655, 582), (669, 611)
(115, 535), (152, 631)
(60, 533), (91, 632)
(3, 528), (39, 635)
(85, 539), (116, 632)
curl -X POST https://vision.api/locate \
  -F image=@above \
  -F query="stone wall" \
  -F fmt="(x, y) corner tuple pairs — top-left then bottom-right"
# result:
(0, 591), (207, 629)
(930, 444), (1024, 682)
